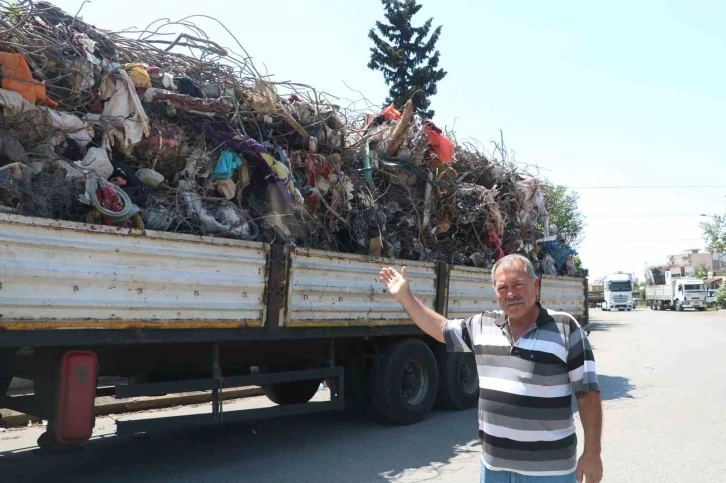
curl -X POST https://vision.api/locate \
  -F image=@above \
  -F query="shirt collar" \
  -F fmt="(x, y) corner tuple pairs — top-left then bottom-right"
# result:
(534, 302), (554, 328)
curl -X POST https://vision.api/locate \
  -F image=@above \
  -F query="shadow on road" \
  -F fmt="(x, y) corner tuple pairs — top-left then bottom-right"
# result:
(0, 408), (481, 483)
(572, 374), (635, 413)
(572, 374), (635, 414)
(598, 374), (636, 401)
(586, 319), (630, 332)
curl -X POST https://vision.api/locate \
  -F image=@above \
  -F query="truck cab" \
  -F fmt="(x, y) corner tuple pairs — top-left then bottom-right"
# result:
(602, 272), (634, 311)
(673, 279), (707, 311)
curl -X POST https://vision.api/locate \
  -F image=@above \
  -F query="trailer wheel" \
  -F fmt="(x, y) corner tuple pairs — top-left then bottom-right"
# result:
(262, 379), (321, 406)
(370, 339), (438, 425)
(434, 346), (478, 410)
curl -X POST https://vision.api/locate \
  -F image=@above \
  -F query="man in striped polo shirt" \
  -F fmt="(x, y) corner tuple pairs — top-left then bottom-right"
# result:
(380, 254), (602, 482)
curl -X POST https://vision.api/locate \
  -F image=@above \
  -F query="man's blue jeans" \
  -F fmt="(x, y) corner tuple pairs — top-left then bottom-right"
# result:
(481, 464), (577, 482)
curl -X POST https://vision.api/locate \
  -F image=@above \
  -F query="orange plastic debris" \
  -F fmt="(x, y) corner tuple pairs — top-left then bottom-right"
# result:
(380, 103), (402, 121)
(0, 52), (58, 108)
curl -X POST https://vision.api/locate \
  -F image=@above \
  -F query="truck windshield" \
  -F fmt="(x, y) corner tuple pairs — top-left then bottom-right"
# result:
(607, 281), (632, 292)
(684, 284), (705, 291)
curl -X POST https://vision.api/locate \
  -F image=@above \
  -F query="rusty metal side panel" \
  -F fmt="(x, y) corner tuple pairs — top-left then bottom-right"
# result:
(447, 266), (498, 319)
(0, 214), (269, 327)
(540, 275), (586, 320)
(283, 249), (437, 327)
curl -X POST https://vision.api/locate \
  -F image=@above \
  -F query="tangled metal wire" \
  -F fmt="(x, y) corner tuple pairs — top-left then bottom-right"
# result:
(0, 1), (574, 274)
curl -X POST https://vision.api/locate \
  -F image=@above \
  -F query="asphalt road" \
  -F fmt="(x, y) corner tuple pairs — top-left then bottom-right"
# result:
(0, 308), (724, 483)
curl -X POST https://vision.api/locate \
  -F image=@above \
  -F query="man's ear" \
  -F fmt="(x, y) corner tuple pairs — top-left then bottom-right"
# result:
(534, 277), (541, 297)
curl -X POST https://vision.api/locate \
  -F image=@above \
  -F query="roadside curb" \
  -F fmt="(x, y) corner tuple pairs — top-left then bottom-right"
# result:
(0, 387), (264, 428)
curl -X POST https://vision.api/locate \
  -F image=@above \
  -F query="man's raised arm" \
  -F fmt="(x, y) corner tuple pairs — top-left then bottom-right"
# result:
(379, 266), (447, 343)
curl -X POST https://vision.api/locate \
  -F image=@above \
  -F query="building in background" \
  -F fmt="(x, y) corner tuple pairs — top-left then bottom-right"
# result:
(666, 249), (724, 273)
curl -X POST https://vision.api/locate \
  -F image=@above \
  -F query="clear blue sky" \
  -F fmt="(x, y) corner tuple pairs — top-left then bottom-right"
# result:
(59, 0), (726, 280)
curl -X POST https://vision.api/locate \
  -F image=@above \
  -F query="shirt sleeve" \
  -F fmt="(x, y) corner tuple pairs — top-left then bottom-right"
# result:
(566, 325), (600, 398)
(442, 317), (475, 353)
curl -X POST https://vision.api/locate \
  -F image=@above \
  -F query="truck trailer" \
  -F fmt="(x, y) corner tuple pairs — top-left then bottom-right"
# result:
(0, 214), (588, 450)
(646, 268), (707, 311)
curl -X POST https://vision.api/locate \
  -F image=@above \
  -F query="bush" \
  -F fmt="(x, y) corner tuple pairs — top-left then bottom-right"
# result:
(716, 284), (726, 309)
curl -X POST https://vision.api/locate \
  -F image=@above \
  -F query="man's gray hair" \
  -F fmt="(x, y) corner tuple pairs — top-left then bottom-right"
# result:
(491, 254), (537, 287)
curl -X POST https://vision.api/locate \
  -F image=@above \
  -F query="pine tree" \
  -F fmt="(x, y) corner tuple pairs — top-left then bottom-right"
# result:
(368, 0), (447, 119)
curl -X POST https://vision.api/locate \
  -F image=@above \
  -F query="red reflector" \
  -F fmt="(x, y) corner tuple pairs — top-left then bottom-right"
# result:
(55, 351), (97, 444)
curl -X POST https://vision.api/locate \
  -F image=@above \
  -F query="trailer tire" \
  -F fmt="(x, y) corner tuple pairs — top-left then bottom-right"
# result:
(434, 347), (478, 410)
(262, 379), (321, 406)
(370, 339), (438, 425)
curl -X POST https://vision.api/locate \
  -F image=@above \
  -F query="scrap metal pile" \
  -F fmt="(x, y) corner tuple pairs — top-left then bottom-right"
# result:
(0, 1), (576, 275)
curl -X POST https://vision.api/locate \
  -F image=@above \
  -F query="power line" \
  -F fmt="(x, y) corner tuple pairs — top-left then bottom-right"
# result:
(571, 185), (726, 189)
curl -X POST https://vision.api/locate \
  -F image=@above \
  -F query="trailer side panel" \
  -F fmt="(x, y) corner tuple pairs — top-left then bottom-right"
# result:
(0, 214), (269, 329)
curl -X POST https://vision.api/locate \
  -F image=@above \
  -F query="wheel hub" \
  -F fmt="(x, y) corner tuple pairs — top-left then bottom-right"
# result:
(459, 356), (478, 395)
(401, 360), (427, 406)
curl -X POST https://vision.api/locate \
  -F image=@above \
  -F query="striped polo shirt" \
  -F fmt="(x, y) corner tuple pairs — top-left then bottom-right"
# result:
(443, 303), (599, 477)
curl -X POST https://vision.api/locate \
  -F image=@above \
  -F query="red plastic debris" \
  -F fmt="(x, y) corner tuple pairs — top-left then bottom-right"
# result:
(486, 230), (505, 260)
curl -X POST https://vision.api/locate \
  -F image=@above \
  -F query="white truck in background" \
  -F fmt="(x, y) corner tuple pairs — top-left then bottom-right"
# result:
(601, 272), (634, 311)
(645, 268), (707, 311)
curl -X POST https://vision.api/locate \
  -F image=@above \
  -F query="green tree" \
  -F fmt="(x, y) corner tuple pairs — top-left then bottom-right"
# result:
(701, 213), (726, 254)
(716, 283), (726, 309)
(541, 181), (586, 248)
(368, 0), (447, 118)
(574, 256), (589, 278)
(694, 264), (710, 279)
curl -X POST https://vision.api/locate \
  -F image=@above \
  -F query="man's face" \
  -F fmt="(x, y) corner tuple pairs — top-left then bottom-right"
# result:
(494, 262), (539, 318)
